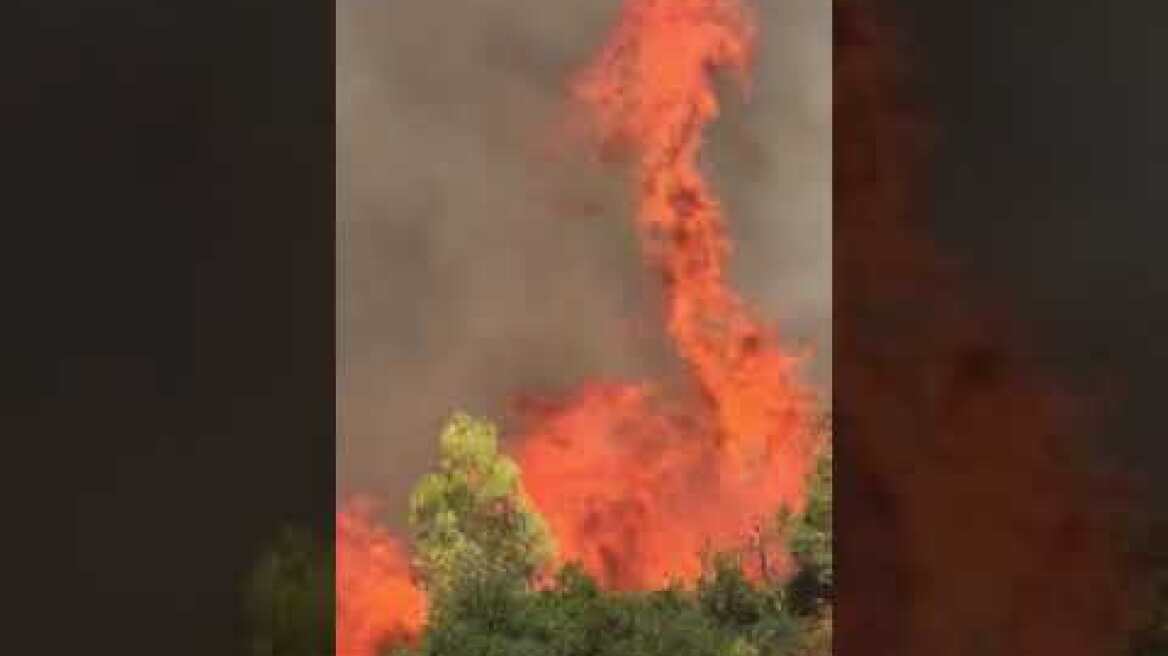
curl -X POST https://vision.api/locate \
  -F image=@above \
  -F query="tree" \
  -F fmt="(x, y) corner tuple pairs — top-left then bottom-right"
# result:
(697, 553), (802, 655)
(402, 561), (798, 656)
(407, 412), (556, 606)
(783, 446), (832, 616)
(1129, 515), (1168, 655)
(243, 410), (840, 656)
(390, 409), (835, 656)
(243, 526), (332, 656)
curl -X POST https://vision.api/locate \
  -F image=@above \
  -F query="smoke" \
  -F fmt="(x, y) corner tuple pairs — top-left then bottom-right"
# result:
(337, 0), (829, 523)
(501, 0), (822, 590)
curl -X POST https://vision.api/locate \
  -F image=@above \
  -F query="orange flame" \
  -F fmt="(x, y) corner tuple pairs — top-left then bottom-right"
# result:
(512, 0), (819, 590)
(336, 499), (425, 656)
(337, 0), (821, 649)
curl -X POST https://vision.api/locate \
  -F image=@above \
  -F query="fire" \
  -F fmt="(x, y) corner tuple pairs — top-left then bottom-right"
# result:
(336, 499), (425, 656)
(337, 0), (821, 650)
(512, 0), (818, 590)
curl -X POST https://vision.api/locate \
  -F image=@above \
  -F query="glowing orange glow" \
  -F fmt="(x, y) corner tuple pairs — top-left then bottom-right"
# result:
(336, 499), (425, 656)
(512, 0), (818, 590)
(337, 0), (821, 649)
(834, 1), (1129, 652)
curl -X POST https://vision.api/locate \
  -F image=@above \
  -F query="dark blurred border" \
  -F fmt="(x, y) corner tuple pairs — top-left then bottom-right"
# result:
(7, 0), (1167, 653)
(836, 1), (1166, 654)
(5, 2), (334, 654)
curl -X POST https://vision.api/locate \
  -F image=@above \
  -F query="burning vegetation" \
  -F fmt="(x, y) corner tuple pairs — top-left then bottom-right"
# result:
(513, 0), (818, 591)
(234, 2), (1168, 655)
(337, 0), (829, 654)
(336, 412), (832, 656)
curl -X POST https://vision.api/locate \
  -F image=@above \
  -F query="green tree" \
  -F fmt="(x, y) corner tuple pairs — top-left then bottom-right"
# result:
(783, 446), (832, 616)
(385, 409), (834, 656)
(1129, 515), (1168, 655)
(400, 561), (797, 656)
(773, 419), (832, 654)
(697, 553), (803, 655)
(407, 412), (556, 607)
(243, 526), (332, 656)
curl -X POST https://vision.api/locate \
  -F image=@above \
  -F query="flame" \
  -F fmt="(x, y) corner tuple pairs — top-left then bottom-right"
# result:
(337, 0), (821, 649)
(336, 499), (425, 656)
(511, 0), (818, 590)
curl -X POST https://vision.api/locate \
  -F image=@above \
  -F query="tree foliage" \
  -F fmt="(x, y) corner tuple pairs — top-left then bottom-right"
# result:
(388, 419), (836, 656)
(392, 561), (808, 656)
(241, 409), (1168, 656)
(1130, 516), (1168, 656)
(243, 526), (332, 656)
(407, 413), (556, 606)
(244, 412), (835, 655)
(780, 444), (832, 618)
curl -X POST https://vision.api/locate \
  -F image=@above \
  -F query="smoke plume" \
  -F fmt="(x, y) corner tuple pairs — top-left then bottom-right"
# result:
(337, 0), (829, 521)
(336, 1), (829, 653)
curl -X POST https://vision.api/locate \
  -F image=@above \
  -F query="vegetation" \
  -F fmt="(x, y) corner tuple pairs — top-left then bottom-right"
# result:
(243, 526), (333, 656)
(1130, 515), (1168, 656)
(406, 412), (556, 616)
(389, 559), (811, 656)
(778, 446), (832, 619)
(391, 413), (833, 656)
(243, 412), (1168, 655)
(245, 412), (832, 655)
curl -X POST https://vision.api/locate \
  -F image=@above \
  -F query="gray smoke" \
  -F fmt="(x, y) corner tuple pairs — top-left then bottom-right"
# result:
(337, 0), (829, 522)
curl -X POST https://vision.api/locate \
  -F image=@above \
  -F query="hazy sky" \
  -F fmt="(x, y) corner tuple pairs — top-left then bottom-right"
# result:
(337, 0), (830, 518)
